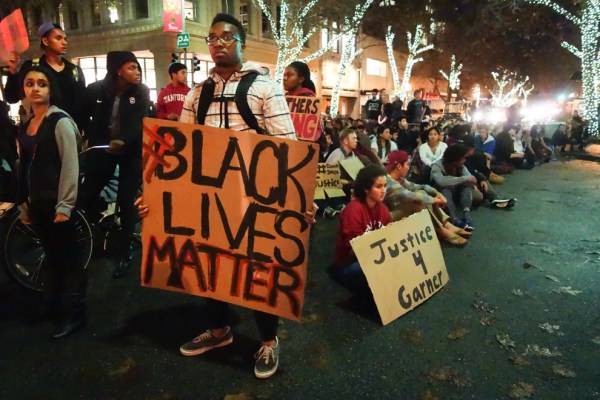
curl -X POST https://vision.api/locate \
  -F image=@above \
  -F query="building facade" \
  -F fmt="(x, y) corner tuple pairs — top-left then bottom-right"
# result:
(3, 0), (412, 119)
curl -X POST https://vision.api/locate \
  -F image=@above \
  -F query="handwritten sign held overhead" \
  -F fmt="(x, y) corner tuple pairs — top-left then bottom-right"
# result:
(286, 96), (323, 142)
(0, 9), (29, 63)
(350, 210), (449, 325)
(141, 118), (319, 321)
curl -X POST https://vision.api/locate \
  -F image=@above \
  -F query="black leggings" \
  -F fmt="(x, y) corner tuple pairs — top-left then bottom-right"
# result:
(79, 151), (141, 258)
(206, 298), (279, 342)
(29, 201), (86, 295)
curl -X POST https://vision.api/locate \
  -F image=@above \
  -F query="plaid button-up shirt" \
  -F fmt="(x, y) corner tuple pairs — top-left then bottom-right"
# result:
(180, 64), (296, 140)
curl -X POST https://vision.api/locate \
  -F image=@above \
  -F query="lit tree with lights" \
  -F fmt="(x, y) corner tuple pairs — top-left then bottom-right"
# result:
(252, 0), (333, 84)
(385, 26), (402, 96)
(399, 24), (434, 99)
(439, 54), (463, 100)
(490, 68), (533, 106)
(329, 0), (375, 117)
(507, 0), (600, 134)
(252, 0), (360, 84)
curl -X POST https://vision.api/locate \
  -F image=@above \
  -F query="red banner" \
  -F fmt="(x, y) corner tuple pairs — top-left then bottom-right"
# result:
(163, 0), (183, 33)
(0, 9), (29, 63)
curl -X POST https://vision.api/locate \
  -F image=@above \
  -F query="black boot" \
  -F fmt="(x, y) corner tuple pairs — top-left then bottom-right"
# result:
(112, 243), (133, 279)
(112, 258), (132, 279)
(52, 291), (86, 339)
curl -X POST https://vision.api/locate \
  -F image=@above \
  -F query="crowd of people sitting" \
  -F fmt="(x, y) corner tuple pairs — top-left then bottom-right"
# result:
(320, 89), (592, 297)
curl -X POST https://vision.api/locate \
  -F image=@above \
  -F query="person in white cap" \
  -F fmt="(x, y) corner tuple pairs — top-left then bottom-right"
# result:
(4, 22), (86, 129)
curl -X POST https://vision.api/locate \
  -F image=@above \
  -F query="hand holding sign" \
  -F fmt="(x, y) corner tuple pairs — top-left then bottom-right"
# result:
(350, 210), (449, 325)
(0, 9), (29, 65)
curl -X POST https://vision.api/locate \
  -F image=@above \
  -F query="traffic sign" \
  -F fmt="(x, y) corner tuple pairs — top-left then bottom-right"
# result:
(177, 33), (190, 49)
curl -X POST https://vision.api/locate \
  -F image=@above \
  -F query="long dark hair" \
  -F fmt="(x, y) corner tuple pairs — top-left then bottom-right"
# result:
(20, 65), (62, 106)
(376, 125), (391, 159)
(354, 164), (387, 202)
(287, 61), (316, 93)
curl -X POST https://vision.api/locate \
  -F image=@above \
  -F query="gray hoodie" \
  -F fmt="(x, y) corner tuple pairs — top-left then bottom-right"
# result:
(19, 106), (80, 220)
(430, 158), (473, 188)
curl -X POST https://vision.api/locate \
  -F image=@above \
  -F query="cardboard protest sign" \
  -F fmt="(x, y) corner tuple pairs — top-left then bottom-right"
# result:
(140, 118), (319, 321)
(0, 9), (29, 63)
(286, 96), (323, 142)
(350, 210), (449, 325)
(314, 163), (345, 200)
(339, 157), (364, 180)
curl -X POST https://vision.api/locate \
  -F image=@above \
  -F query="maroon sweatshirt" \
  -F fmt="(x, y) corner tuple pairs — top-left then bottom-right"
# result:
(333, 199), (391, 268)
(156, 83), (191, 120)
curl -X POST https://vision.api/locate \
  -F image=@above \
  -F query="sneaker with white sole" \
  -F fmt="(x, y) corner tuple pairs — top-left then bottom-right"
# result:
(254, 337), (279, 379)
(179, 326), (233, 356)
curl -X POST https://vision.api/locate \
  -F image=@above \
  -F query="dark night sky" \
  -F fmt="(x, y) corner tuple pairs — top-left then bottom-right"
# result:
(363, 0), (582, 98)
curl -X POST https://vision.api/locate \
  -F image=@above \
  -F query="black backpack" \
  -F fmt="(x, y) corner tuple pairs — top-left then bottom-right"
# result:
(196, 72), (268, 135)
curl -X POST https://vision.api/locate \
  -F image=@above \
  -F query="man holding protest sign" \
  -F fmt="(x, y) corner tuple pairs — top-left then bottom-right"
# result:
(5, 23), (86, 129)
(178, 13), (315, 379)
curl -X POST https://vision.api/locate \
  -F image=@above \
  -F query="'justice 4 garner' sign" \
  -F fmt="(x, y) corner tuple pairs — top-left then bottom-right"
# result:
(140, 118), (319, 320)
(350, 210), (449, 325)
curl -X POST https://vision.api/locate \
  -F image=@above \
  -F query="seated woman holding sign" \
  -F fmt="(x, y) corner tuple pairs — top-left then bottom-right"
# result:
(329, 165), (391, 294)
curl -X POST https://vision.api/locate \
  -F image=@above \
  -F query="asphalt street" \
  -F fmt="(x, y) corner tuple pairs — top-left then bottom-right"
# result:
(1, 152), (599, 400)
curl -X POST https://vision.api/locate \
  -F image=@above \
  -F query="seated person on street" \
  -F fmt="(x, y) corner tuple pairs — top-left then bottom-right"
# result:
(430, 144), (477, 231)
(458, 136), (516, 209)
(384, 150), (471, 247)
(329, 165), (391, 295)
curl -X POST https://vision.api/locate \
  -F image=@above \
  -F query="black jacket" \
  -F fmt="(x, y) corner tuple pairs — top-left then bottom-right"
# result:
(17, 107), (80, 216)
(493, 132), (514, 162)
(5, 56), (86, 128)
(82, 79), (150, 158)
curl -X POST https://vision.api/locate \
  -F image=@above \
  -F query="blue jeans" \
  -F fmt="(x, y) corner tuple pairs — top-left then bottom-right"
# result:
(330, 261), (371, 295)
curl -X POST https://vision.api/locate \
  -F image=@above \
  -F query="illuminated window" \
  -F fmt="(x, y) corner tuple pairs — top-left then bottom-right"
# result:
(184, 1), (196, 21)
(366, 58), (387, 77)
(108, 5), (119, 23)
(321, 28), (328, 49)
(240, 1), (249, 31)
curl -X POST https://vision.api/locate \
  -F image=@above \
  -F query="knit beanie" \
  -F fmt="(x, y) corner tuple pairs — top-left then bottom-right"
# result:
(106, 51), (141, 77)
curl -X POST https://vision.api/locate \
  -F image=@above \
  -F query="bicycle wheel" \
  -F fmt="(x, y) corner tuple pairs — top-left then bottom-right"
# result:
(2, 210), (93, 292)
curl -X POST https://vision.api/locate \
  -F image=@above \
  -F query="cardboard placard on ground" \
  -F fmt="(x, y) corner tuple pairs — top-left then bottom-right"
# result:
(286, 96), (323, 142)
(0, 9), (29, 63)
(140, 118), (319, 321)
(339, 157), (364, 181)
(314, 163), (345, 200)
(350, 210), (449, 325)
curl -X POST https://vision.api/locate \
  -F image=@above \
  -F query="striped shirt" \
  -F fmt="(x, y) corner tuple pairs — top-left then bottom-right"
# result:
(180, 64), (296, 140)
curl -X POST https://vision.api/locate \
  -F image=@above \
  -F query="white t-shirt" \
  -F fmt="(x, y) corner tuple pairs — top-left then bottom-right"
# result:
(418, 141), (448, 166)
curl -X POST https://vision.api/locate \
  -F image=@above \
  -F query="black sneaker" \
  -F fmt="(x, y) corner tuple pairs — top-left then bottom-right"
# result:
(254, 337), (279, 379)
(179, 327), (233, 356)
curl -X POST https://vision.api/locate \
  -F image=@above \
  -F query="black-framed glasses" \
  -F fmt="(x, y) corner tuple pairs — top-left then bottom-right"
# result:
(205, 33), (242, 46)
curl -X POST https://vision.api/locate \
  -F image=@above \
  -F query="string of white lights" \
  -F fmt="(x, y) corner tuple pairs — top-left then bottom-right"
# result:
(522, 0), (599, 134)
(399, 24), (434, 99)
(439, 54), (463, 91)
(385, 26), (402, 96)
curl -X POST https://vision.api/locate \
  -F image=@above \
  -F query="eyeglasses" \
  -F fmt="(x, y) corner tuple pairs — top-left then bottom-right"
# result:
(205, 33), (242, 46)
(356, 125), (365, 129)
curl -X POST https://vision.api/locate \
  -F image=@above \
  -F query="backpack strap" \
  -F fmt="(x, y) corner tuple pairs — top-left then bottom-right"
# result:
(195, 72), (268, 135)
(196, 77), (216, 125)
(235, 72), (268, 135)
